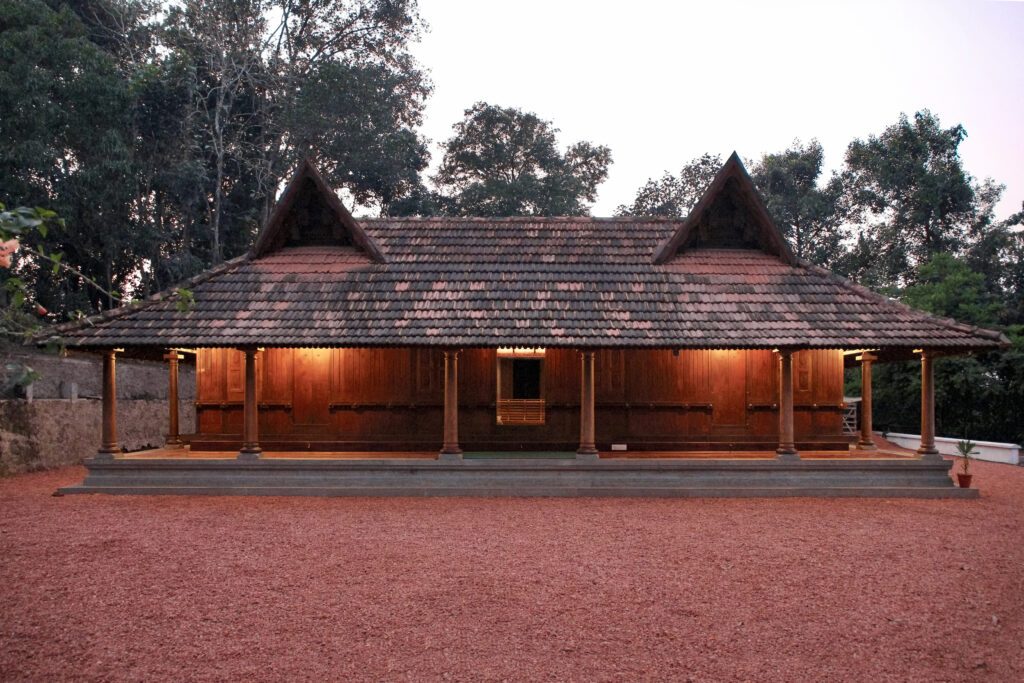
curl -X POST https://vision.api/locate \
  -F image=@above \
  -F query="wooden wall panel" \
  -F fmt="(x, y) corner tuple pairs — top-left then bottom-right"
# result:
(196, 348), (225, 433)
(544, 349), (578, 404)
(262, 348), (293, 402)
(193, 345), (848, 449)
(293, 348), (330, 426)
(680, 350), (710, 403)
(458, 349), (494, 405)
(413, 348), (442, 401)
(746, 350), (777, 437)
(197, 348), (225, 401)
(711, 350), (746, 428)
(746, 351), (776, 404)
(595, 349), (625, 402)
(812, 349), (843, 434)
(226, 349), (244, 402)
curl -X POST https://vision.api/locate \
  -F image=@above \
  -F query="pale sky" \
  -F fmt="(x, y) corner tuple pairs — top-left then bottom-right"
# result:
(408, 0), (1024, 218)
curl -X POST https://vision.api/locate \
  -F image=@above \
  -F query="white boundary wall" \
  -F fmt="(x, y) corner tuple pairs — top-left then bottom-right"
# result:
(882, 432), (1020, 465)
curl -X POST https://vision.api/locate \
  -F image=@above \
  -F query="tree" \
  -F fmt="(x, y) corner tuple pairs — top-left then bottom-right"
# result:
(157, 0), (432, 264)
(433, 102), (612, 217)
(869, 254), (1024, 446)
(750, 140), (844, 267)
(2, 0), (433, 316)
(842, 110), (993, 287)
(615, 154), (722, 217)
(965, 201), (1024, 325)
(0, 0), (143, 314)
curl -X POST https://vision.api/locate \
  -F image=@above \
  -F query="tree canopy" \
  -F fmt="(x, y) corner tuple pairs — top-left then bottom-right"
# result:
(432, 102), (612, 217)
(1, 0), (431, 309)
(842, 110), (988, 287)
(749, 140), (844, 268)
(615, 154), (722, 218)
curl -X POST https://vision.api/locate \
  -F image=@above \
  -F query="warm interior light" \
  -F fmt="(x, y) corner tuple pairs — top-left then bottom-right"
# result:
(496, 347), (546, 358)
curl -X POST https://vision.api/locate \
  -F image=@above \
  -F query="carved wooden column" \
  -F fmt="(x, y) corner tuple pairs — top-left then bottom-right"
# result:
(95, 349), (123, 461)
(439, 350), (462, 460)
(857, 352), (877, 450)
(917, 350), (941, 461)
(776, 349), (799, 461)
(164, 351), (184, 448)
(577, 350), (599, 460)
(238, 347), (262, 460)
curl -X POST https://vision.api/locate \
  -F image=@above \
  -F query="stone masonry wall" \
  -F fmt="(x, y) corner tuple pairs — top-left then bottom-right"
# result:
(0, 349), (196, 400)
(0, 398), (196, 475)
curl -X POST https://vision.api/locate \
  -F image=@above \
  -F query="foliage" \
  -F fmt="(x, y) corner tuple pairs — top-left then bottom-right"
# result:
(433, 102), (611, 217)
(956, 439), (976, 474)
(870, 255), (1024, 447)
(615, 154), (722, 217)
(3, 361), (41, 393)
(901, 253), (1003, 327)
(0, 0), (141, 315)
(842, 110), (992, 288)
(2, 0), (431, 310)
(749, 140), (845, 268)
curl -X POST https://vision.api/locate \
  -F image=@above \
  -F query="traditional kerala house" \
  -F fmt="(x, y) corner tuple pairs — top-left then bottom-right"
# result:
(51, 154), (1007, 496)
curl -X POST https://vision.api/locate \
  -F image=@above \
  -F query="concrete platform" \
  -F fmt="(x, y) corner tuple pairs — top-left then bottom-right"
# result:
(60, 454), (977, 498)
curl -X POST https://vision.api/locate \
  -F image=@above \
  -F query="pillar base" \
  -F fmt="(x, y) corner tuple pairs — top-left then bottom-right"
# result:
(439, 449), (463, 462)
(94, 448), (122, 462)
(856, 441), (878, 451)
(775, 449), (800, 462)
(237, 448), (262, 461)
(576, 447), (599, 461)
(164, 438), (185, 449)
(917, 448), (942, 462)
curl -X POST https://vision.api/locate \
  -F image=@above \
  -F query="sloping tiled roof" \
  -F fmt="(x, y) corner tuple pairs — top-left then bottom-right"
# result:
(50, 217), (1007, 352)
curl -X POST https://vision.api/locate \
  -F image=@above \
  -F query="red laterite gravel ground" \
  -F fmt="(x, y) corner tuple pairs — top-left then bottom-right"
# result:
(2, 459), (1023, 682)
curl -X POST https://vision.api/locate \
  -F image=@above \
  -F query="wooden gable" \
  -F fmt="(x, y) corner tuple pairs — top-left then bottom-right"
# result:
(252, 159), (386, 262)
(652, 152), (795, 265)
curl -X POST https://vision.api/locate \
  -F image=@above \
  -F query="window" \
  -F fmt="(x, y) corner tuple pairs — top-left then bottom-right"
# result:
(496, 348), (546, 425)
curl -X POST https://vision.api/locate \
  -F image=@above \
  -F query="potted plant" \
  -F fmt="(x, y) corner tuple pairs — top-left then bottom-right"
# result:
(955, 439), (977, 488)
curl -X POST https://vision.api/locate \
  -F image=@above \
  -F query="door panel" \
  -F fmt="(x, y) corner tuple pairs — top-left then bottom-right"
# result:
(293, 348), (330, 426)
(711, 350), (746, 428)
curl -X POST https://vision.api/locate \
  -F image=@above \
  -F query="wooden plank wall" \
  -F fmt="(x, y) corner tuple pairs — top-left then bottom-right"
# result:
(194, 347), (846, 450)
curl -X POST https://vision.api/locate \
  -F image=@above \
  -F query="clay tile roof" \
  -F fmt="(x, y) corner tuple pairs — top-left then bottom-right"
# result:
(46, 159), (1010, 354)
(46, 228), (1009, 352)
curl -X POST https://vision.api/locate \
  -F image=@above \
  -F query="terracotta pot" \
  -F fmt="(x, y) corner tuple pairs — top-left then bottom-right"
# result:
(957, 473), (973, 488)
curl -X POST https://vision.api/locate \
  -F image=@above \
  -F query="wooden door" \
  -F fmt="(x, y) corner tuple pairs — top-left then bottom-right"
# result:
(711, 350), (746, 428)
(293, 348), (330, 426)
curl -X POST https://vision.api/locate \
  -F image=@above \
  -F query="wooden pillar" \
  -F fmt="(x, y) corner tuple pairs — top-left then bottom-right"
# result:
(917, 350), (941, 461)
(439, 350), (462, 460)
(856, 352), (877, 450)
(164, 351), (184, 448)
(577, 350), (598, 460)
(95, 349), (123, 460)
(238, 347), (262, 460)
(776, 349), (799, 461)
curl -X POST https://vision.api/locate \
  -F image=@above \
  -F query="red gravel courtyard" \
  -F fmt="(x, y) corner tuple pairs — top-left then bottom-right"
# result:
(2, 459), (1022, 681)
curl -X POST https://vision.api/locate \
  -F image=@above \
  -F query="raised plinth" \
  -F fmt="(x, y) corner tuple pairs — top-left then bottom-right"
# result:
(59, 456), (975, 498)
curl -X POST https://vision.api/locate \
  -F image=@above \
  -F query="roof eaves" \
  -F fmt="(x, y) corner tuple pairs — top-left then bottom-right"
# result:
(36, 253), (252, 346)
(805, 264), (1010, 348)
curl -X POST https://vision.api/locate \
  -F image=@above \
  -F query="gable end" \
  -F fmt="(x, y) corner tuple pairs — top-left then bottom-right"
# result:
(253, 159), (386, 262)
(653, 152), (795, 265)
